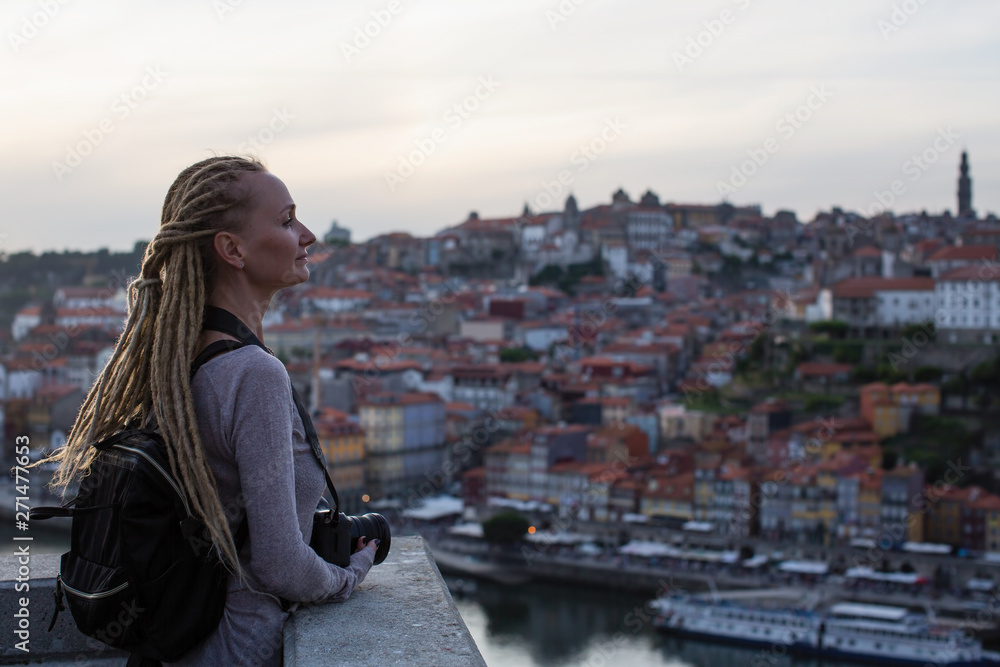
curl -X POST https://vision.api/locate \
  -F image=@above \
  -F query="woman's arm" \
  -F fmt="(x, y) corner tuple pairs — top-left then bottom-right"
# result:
(211, 348), (375, 603)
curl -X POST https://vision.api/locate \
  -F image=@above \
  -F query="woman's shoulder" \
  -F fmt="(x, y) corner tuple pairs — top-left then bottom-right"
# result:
(195, 344), (289, 387)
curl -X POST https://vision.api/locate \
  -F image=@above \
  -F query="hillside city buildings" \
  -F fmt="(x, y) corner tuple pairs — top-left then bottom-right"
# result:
(6, 152), (1000, 551)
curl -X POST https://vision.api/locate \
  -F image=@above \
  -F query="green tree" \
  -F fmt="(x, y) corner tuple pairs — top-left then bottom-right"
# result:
(808, 320), (848, 339)
(482, 512), (530, 544)
(500, 347), (539, 363)
(851, 366), (879, 384)
(876, 363), (906, 384)
(804, 395), (844, 412)
(832, 342), (863, 364)
(971, 356), (1000, 388)
(529, 264), (564, 286)
(902, 321), (936, 339)
(913, 366), (943, 383)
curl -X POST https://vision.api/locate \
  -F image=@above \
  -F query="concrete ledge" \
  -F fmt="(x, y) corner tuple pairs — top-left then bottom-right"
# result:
(284, 536), (486, 666)
(0, 536), (484, 666)
(0, 554), (129, 664)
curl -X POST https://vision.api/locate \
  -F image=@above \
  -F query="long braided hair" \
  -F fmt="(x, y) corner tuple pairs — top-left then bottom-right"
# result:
(48, 156), (267, 571)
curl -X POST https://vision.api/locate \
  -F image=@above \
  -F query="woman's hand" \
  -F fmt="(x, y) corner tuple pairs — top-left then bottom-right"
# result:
(356, 536), (380, 553)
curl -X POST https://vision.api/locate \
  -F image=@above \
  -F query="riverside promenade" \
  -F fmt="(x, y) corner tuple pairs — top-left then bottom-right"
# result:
(429, 536), (1000, 639)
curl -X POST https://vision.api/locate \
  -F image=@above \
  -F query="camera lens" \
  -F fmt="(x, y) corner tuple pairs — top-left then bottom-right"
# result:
(347, 513), (391, 565)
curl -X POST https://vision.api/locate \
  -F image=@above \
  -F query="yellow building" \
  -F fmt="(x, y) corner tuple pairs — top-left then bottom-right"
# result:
(982, 497), (1000, 554)
(925, 485), (968, 546)
(316, 409), (367, 515)
(787, 465), (837, 545)
(641, 472), (694, 521)
(359, 395), (403, 497)
(816, 463), (839, 542)
(860, 382), (941, 438)
(358, 392), (447, 499)
(858, 469), (883, 538)
(359, 400), (403, 453)
(693, 449), (723, 521)
(891, 383), (941, 414)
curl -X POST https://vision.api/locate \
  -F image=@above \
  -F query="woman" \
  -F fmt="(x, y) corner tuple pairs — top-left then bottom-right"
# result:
(49, 156), (377, 665)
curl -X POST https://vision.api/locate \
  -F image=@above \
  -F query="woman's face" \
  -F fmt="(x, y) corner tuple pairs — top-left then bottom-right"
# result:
(236, 171), (316, 291)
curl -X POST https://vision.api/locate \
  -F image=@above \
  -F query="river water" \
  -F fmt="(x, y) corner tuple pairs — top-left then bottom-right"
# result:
(449, 576), (867, 667)
(0, 524), (906, 667)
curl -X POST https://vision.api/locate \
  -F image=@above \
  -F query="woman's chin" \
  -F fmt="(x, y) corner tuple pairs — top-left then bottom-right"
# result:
(276, 268), (310, 287)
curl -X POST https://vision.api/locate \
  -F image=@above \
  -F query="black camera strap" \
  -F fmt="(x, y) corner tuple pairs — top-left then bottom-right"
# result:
(201, 306), (342, 516)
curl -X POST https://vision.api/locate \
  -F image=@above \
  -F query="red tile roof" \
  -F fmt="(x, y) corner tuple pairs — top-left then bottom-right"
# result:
(927, 245), (997, 262)
(853, 246), (882, 258)
(832, 277), (935, 298)
(939, 264), (1000, 281)
(967, 491), (1000, 512)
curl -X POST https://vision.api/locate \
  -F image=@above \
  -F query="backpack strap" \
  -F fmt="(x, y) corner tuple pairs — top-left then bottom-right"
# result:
(29, 506), (73, 520)
(201, 306), (343, 517)
(192, 339), (246, 375)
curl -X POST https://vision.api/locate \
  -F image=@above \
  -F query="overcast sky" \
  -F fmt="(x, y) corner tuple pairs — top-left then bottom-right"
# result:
(2, 0), (998, 254)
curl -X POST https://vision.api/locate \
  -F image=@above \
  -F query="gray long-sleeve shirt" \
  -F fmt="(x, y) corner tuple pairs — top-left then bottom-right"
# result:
(168, 344), (374, 666)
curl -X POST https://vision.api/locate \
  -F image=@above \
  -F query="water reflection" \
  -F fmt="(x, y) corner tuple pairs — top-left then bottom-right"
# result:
(452, 576), (867, 667)
(467, 576), (651, 665)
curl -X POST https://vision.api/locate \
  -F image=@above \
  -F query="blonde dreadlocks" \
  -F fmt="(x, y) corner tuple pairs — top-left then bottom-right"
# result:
(48, 155), (268, 572)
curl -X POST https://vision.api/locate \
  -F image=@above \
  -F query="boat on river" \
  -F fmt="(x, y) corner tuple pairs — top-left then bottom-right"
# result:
(653, 596), (1000, 665)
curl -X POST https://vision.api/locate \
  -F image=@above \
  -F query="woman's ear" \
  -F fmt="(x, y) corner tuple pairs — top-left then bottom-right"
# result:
(213, 231), (245, 270)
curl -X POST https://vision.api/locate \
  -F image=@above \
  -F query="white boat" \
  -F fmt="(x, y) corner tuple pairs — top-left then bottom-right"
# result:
(653, 596), (820, 652)
(820, 602), (984, 666)
(653, 596), (999, 666)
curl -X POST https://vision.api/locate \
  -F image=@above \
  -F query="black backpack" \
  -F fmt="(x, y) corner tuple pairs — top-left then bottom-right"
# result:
(29, 341), (247, 662)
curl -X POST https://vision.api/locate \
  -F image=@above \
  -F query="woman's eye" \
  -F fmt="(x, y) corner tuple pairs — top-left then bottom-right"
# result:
(283, 216), (293, 227)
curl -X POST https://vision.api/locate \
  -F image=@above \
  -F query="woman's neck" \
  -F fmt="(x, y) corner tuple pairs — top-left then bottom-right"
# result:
(205, 293), (270, 342)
